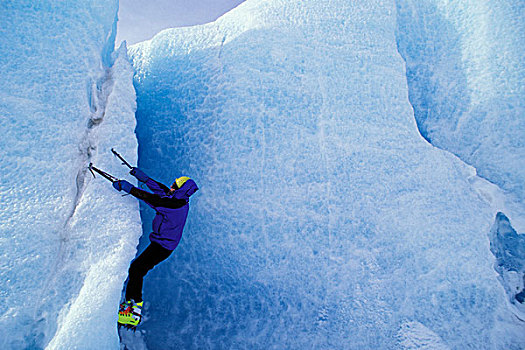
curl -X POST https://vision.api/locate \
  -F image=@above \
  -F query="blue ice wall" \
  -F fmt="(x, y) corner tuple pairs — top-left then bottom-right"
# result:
(0, 1), (141, 349)
(395, 2), (525, 322)
(395, 0), (525, 202)
(129, 0), (523, 348)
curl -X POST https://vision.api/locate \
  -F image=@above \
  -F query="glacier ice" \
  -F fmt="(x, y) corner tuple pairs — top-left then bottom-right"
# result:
(490, 213), (525, 304)
(0, 0), (523, 349)
(397, 321), (450, 350)
(395, 0), (525, 325)
(395, 0), (525, 204)
(0, 1), (141, 349)
(127, 0), (524, 349)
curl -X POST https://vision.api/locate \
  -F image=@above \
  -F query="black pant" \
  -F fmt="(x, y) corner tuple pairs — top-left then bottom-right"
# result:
(125, 242), (173, 302)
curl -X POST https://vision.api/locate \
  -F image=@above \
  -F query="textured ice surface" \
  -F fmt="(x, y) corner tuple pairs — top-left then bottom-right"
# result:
(395, 0), (525, 204)
(397, 321), (450, 350)
(490, 213), (525, 306)
(129, 0), (524, 348)
(395, 1), (525, 325)
(0, 1), (141, 349)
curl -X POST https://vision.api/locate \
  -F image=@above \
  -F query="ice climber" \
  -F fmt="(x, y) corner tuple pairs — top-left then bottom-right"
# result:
(113, 167), (198, 328)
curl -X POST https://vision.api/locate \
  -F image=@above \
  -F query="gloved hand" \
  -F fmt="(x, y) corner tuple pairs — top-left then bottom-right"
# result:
(130, 167), (149, 182)
(113, 180), (133, 193)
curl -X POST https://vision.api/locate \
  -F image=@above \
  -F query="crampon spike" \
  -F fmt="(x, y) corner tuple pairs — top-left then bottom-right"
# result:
(118, 322), (138, 332)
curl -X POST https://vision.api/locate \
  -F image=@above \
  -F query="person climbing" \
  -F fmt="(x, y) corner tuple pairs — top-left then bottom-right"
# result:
(114, 167), (198, 329)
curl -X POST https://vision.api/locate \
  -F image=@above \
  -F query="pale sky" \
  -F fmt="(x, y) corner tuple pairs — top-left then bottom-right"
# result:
(116, 0), (245, 46)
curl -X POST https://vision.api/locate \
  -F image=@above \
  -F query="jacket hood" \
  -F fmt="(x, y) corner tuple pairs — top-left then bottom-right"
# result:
(172, 179), (199, 200)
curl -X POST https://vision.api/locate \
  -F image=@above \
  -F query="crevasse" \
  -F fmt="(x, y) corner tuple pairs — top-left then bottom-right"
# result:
(0, 0), (523, 349)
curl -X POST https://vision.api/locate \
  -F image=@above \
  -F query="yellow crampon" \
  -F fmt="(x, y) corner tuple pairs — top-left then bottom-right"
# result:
(118, 300), (143, 329)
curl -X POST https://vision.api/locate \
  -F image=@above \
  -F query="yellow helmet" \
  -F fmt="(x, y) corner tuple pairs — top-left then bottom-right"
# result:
(175, 176), (191, 189)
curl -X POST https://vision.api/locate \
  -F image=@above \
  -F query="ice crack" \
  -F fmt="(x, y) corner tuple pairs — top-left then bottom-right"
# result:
(65, 68), (116, 227)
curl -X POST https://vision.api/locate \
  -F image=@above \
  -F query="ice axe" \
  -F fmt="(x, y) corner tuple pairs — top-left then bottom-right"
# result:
(88, 163), (119, 182)
(111, 148), (147, 186)
(111, 148), (132, 169)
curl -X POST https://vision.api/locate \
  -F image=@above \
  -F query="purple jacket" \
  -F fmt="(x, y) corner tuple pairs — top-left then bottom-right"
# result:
(130, 178), (198, 250)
